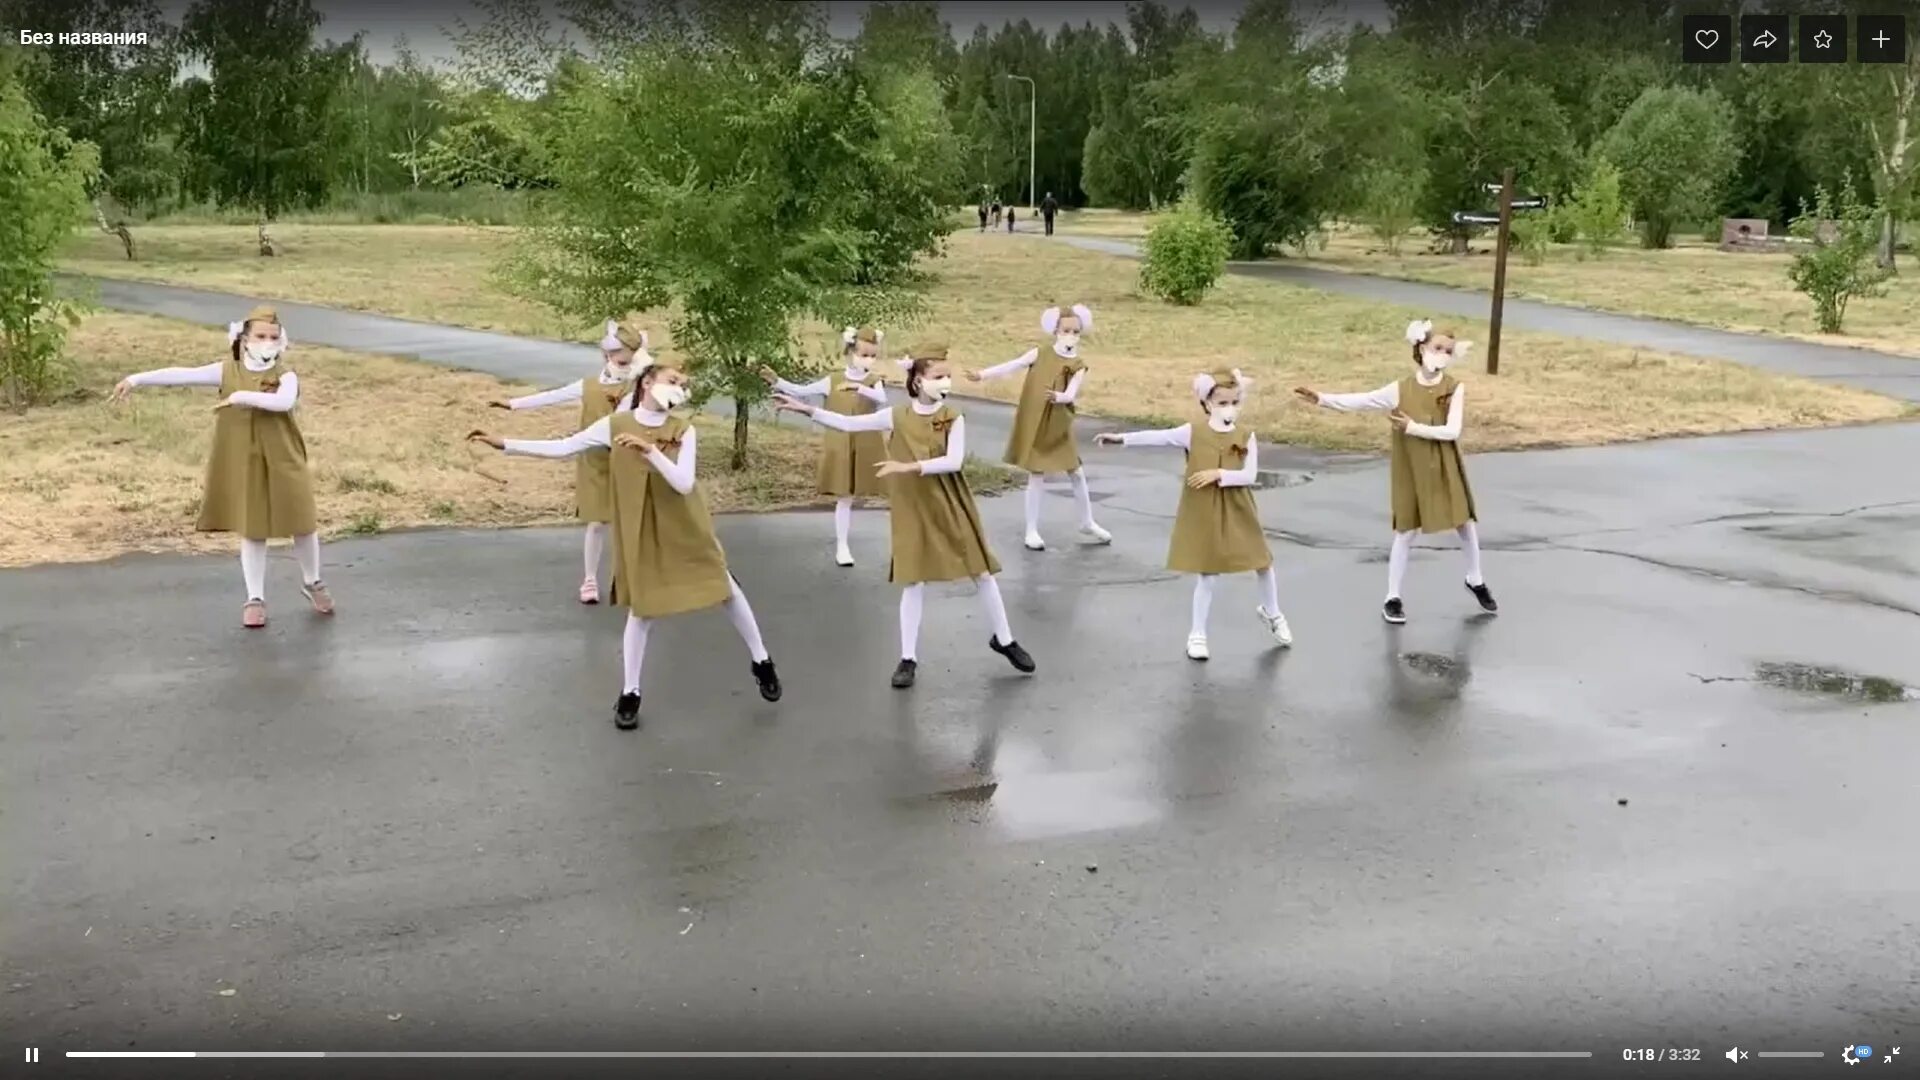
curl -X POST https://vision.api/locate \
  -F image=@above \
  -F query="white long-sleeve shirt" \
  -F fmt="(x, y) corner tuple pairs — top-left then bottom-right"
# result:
(501, 407), (696, 494)
(124, 360), (300, 412)
(507, 367), (637, 411)
(805, 400), (965, 476)
(1314, 374), (1465, 442)
(977, 345), (1087, 404)
(1115, 424), (1261, 486)
(770, 367), (890, 406)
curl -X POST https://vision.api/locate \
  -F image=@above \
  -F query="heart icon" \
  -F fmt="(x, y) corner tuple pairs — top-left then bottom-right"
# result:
(1695, 28), (1719, 48)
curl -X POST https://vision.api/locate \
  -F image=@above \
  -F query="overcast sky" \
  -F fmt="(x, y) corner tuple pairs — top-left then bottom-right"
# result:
(146, 0), (1391, 68)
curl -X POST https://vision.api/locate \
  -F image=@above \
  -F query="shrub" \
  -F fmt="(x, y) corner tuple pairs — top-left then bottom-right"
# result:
(1359, 165), (1425, 254)
(1510, 213), (1551, 266)
(1139, 204), (1232, 305)
(0, 59), (96, 409)
(1561, 159), (1627, 255)
(1788, 182), (1891, 333)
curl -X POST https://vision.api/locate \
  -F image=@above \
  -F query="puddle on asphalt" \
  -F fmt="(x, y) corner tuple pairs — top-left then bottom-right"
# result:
(1752, 662), (1918, 704)
(1400, 651), (1471, 687)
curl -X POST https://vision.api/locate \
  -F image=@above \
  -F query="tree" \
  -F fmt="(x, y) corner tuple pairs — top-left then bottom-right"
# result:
(177, 0), (351, 253)
(1788, 181), (1891, 333)
(1597, 85), (1738, 249)
(1082, 4), (1214, 209)
(4, 0), (179, 258)
(1562, 157), (1627, 255)
(1418, 74), (1579, 252)
(502, 0), (957, 470)
(0, 51), (97, 409)
(1359, 164), (1426, 254)
(1825, 5), (1920, 269)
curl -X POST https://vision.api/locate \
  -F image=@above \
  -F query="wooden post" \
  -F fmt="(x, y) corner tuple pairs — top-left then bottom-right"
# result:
(1486, 168), (1513, 375)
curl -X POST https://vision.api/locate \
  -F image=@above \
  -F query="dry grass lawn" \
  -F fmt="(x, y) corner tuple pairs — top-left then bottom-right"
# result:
(0, 313), (869, 567)
(61, 223), (1913, 456)
(1048, 210), (1920, 358)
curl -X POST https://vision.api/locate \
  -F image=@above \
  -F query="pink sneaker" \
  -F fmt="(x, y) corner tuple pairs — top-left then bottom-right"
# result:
(242, 600), (267, 629)
(302, 582), (335, 616)
(580, 578), (600, 605)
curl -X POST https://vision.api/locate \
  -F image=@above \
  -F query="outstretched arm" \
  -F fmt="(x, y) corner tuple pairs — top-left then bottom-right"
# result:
(1310, 382), (1400, 413)
(223, 372), (300, 413)
(1218, 434), (1260, 487)
(1097, 423), (1193, 450)
(972, 347), (1039, 382)
(502, 416), (614, 459)
(117, 362), (225, 394)
(506, 380), (586, 411)
(808, 406), (895, 434)
(1403, 384), (1465, 442)
(644, 426), (698, 494)
(770, 375), (832, 399)
(915, 416), (967, 476)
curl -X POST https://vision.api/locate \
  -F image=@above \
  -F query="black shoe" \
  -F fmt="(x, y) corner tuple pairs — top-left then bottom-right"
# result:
(989, 636), (1036, 673)
(751, 658), (782, 702)
(1382, 598), (1407, 625)
(1465, 580), (1498, 613)
(614, 691), (641, 730)
(891, 659), (918, 689)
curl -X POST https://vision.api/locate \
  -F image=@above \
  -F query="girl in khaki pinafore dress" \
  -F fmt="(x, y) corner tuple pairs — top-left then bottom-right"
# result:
(112, 305), (332, 629)
(759, 326), (891, 567)
(470, 362), (782, 731)
(1298, 319), (1498, 625)
(488, 319), (649, 604)
(1097, 369), (1293, 660)
(774, 345), (1037, 690)
(967, 303), (1111, 551)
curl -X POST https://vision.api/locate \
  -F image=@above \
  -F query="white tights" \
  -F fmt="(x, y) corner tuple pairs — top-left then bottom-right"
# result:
(1023, 469), (1098, 537)
(898, 574), (1015, 661)
(1386, 521), (1484, 601)
(583, 522), (608, 582)
(834, 498), (853, 553)
(240, 533), (321, 601)
(620, 576), (770, 694)
(1189, 569), (1281, 638)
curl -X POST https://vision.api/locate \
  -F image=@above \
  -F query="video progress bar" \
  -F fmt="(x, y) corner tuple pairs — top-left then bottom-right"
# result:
(67, 1051), (1598, 1060)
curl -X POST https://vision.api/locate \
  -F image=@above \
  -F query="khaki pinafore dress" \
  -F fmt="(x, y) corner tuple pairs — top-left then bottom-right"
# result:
(575, 378), (632, 523)
(886, 404), (1001, 585)
(1167, 424), (1273, 575)
(1003, 349), (1086, 474)
(1389, 373), (1477, 534)
(604, 412), (734, 619)
(196, 354), (317, 540)
(817, 370), (888, 498)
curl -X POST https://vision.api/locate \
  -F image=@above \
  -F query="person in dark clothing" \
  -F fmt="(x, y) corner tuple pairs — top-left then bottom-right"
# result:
(1007, 206), (1017, 233)
(990, 200), (1002, 228)
(977, 202), (988, 232)
(1042, 192), (1058, 236)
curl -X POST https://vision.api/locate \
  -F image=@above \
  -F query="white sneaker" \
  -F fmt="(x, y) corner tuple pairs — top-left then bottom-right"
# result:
(1257, 605), (1293, 647)
(834, 546), (855, 568)
(1024, 532), (1046, 551)
(1186, 634), (1210, 661)
(1078, 522), (1113, 545)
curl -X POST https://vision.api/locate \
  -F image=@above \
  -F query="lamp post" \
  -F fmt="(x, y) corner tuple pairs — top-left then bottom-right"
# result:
(1004, 73), (1035, 212)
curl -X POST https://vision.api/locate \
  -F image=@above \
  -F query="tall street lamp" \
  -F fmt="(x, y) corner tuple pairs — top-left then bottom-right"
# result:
(1004, 73), (1035, 212)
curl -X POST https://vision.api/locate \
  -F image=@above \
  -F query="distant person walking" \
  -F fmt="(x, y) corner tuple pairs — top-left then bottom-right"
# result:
(1006, 206), (1017, 233)
(990, 200), (1002, 228)
(977, 201), (988, 232)
(1042, 192), (1058, 236)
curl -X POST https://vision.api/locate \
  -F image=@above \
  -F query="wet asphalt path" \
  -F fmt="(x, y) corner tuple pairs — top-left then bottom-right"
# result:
(1044, 235), (1920, 403)
(4, 401), (1918, 1076)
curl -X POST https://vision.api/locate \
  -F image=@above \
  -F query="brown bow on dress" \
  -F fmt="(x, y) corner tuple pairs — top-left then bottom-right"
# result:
(258, 375), (282, 392)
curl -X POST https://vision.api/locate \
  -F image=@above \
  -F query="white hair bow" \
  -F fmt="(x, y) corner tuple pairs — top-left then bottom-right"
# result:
(1405, 319), (1433, 346)
(1040, 304), (1095, 335)
(1192, 372), (1219, 403)
(841, 326), (858, 347)
(1454, 341), (1473, 363)
(1071, 303), (1093, 332)
(228, 321), (290, 349)
(602, 320), (647, 351)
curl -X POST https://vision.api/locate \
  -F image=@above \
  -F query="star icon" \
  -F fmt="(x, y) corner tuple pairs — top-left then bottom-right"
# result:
(1815, 28), (1835, 49)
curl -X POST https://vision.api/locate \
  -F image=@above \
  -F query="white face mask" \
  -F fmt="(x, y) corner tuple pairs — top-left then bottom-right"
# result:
(1055, 332), (1080, 354)
(244, 339), (284, 365)
(1210, 404), (1240, 428)
(919, 376), (953, 401)
(848, 353), (873, 375)
(1420, 348), (1451, 375)
(651, 382), (688, 410)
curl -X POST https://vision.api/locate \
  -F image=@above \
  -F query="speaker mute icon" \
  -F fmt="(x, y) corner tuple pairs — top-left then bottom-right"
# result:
(1725, 1046), (1749, 1062)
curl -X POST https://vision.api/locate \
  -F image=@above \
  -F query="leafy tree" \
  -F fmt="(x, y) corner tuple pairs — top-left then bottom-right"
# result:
(1821, 6), (1920, 268)
(1562, 157), (1626, 255)
(1139, 202), (1232, 305)
(1788, 181), (1891, 333)
(502, 0), (956, 469)
(1357, 164), (1427, 255)
(3, 0), (179, 257)
(1418, 75), (1578, 252)
(177, 0), (352, 253)
(0, 52), (98, 409)
(1596, 85), (1738, 249)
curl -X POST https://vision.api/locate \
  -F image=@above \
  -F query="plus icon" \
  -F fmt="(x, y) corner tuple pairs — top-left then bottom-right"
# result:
(1860, 14), (1908, 63)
